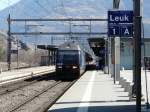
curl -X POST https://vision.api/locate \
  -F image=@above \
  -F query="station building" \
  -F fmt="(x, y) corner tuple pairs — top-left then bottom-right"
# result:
(88, 37), (150, 70)
(37, 37), (150, 70)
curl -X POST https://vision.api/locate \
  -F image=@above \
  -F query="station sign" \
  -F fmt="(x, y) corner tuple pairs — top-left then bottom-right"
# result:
(108, 10), (133, 24)
(108, 10), (133, 37)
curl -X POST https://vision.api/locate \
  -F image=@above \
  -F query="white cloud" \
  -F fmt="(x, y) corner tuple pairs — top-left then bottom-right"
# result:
(0, 0), (21, 10)
(143, 19), (150, 24)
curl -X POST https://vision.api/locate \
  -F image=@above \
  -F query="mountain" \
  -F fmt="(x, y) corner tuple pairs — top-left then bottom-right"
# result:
(0, 30), (29, 50)
(0, 0), (111, 43)
(0, 0), (149, 44)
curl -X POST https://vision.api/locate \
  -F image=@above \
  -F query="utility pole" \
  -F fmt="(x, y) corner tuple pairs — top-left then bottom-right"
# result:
(17, 39), (19, 69)
(7, 14), (11, 70)
(133, 0), (142, 111)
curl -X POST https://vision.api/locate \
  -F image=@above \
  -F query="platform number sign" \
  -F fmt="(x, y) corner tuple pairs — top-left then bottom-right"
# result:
(108, 10), (133, 37)
(121, 25), (133, 37)
(108, 25), (119, 36)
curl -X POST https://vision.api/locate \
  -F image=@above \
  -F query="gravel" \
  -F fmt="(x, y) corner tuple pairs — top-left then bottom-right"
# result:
(0, 80), (56, 112)
(14, 82), (70, 112)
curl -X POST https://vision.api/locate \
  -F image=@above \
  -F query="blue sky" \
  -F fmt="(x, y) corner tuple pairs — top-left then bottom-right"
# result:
(0, 0), (132, 11)
(0, 0), (149, 24)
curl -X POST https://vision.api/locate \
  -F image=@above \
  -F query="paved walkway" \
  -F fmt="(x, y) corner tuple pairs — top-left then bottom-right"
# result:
(48, 71), (136, 112)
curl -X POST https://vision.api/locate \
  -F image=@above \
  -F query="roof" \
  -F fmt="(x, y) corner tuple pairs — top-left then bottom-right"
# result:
(58, 41), (81, 51)
(37, 45), (58, 50)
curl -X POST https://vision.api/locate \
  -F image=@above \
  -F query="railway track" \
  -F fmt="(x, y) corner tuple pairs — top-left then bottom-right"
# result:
(6, 81), (62, 112)
(0, 71), (80, 112)
(0, 72), (57, 112)
(5, 80), (77, 112)
(34, 80), (77, 112)
(0, 72), (56, 96)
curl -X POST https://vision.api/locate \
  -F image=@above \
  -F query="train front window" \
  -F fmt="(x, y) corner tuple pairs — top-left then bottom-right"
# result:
(57, 51), (79, 64)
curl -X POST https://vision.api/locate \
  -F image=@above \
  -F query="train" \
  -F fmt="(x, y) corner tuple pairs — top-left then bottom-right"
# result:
(56, 41), (86, 79)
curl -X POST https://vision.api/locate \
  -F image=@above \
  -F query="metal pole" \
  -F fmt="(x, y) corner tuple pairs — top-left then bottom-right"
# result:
(133, 0), (142, 111)
(52, 50), (54, 65)
(108, 37), (111, 74)
(7, 14), (11, 70)
(69, 20), (72, 40)
(34, 36), (37, 66)
(107, 37), (109, 74)
(48, 50), (50, 65)
(54, 50), (56, 65)
(113, 0), (120, 9)
(105, 39), (106, 71)
(89, 21), (91, 36)
(113, 42), (116, 83)
(10, 18), (107, 22)
(113, 0), (120, 84)
(143, 23), (150, 109)
(10, 32), (107, 36)
(17, 39), (19, 69)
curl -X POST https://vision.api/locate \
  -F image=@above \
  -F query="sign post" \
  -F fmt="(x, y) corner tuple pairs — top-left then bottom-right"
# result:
(108, 10), (133, 84)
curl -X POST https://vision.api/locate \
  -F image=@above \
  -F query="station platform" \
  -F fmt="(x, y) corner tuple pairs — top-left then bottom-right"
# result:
(120, 70), (150, 105)
(48, 71), (136, 112)
(0, 66), (55, 85)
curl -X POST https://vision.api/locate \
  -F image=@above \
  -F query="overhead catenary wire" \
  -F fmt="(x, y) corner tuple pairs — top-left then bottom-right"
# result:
(14, 1), (100, 59)
(35, 0), (71, 43)
(58, 0), (95, 55)
(56, 0), (73, 42)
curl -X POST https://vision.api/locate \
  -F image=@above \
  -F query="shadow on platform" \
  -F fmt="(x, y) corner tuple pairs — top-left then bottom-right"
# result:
(48, 105), (136, 112)
(48, 101), (136, 112)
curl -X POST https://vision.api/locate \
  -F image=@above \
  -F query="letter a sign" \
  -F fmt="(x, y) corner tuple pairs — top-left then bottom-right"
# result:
(121, 25), (133, 37)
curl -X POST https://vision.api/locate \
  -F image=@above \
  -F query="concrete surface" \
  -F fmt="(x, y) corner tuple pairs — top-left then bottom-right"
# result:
(48, 71), (136, 112)
(120, 70), (150, 105)
(0, 66), (55, 85)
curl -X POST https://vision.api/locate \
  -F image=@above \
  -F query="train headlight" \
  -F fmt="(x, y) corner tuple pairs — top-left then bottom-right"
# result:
(72, 66), (78, 69)
(57, 66), (62, 69)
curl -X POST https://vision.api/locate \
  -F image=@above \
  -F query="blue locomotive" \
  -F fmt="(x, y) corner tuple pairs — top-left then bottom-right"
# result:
(56, 41), (86, 79)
